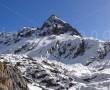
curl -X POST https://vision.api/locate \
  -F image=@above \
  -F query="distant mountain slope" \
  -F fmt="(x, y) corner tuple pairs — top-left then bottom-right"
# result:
(0, 33), (110, 65)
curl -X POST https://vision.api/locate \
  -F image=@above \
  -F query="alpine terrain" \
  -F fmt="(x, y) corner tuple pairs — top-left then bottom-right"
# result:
(0, 15), (110, 90)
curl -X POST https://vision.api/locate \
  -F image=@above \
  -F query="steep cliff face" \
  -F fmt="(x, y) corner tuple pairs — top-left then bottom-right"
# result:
(40, 15), (81, 36)
(0, 15), (81, 44)
(0, 62), (29, 90)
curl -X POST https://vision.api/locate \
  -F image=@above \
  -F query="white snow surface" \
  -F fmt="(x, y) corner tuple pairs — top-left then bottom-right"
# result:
(28, 84), (42, 90)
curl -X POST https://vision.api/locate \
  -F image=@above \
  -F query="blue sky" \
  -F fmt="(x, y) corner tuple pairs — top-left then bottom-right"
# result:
(0, 0), (110, 40)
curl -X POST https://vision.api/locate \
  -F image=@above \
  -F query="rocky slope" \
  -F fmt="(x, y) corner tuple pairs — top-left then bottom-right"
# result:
(1, 54), (110, 90)
(0, 62), (29, 90)
(0, 15), (110, 90)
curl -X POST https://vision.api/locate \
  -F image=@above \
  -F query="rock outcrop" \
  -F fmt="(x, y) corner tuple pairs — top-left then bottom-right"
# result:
(40, 15), (82, 36)
(0, 62), (29, 90)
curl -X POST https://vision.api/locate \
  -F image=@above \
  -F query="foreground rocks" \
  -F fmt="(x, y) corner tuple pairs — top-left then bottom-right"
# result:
(0, 62), (29, 90)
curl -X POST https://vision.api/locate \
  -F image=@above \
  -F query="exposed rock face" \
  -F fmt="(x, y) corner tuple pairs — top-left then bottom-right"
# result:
(17, 27), (38, 38)
(16, 15), (82, 37)
(0, 15), (82, 46)
(40, 15), (82, 36)
(0, 62), (29, 90)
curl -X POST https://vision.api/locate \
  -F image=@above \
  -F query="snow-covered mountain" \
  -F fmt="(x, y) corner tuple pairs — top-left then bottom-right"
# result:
(0, 15), (110, 90)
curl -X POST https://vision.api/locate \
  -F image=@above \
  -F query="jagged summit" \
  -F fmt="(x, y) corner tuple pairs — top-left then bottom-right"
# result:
(48, 14), (67, 23)
(0, 15), (81, 38)
(40, 15), (82, 36)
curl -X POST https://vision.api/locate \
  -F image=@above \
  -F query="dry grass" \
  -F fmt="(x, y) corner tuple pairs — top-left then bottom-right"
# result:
(0, 62), (12, 90)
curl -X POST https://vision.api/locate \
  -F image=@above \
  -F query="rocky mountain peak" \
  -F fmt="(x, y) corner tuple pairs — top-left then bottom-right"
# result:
(40, 15), (82, 36)
(47, 14), (66, 23)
